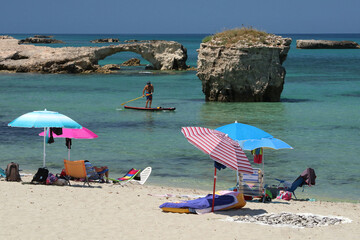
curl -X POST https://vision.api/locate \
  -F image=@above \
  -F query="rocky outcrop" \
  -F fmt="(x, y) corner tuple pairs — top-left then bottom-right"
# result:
(90, 38), (119, 43)
(197, 34), (291, 102)
(0, 36), (188, 73)
(34, 35), (52, 38)
(19, 36), (64, 44)
(98, 64), (121, 73)
(297, 40), (360, 49)
(121, 58), (141, 66)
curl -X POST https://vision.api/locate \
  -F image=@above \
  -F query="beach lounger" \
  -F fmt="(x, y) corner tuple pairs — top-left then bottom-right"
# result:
(63, 159), (90, 186)
(130, 167), (152, 185)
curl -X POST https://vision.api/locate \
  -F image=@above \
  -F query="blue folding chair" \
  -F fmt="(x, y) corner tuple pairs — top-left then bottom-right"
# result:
(276, 177), (305, 199)
(276, 168), (316, 199)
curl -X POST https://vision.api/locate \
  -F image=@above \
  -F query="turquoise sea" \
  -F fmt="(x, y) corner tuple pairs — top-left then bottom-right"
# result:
(0, 34), (359, 202)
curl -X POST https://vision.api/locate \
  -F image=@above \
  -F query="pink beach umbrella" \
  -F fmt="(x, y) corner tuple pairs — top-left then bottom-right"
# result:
(39, 127), (98, 160)
(181, 127), (253, 212)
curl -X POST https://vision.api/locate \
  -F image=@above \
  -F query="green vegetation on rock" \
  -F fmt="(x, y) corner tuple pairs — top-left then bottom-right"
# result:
(202, 27), (273, 46)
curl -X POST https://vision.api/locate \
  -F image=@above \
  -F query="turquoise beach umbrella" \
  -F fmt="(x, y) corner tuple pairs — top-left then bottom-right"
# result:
(239, 138), (293, 151)
(216, 121), (293, 191)
(216, 121), (273, 141)
(8, 109), (82, 167)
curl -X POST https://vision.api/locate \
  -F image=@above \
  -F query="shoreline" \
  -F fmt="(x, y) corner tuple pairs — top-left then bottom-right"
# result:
(14, 169), (359, 204)
(1, 176), (359, 239)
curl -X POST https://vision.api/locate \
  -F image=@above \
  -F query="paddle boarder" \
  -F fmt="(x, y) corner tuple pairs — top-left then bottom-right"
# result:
(142, 81), (154, 108)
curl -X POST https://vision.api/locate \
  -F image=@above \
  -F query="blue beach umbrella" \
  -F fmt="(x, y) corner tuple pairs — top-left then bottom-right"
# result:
(216, 121), (293, 189)
(239, 137), (293, 151)
(216, 121), (273, 141)
(216, 121), (292, 150)
(8, 109), (82, 167)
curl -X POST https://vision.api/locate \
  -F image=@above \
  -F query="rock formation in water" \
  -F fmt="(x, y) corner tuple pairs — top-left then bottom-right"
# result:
(34, 35), (53, 38)
(297, 40), (360, 49)
(0, 36), (188, 73)
(121, 58), (141, 66)
(19, 36), (64, 44)
(197, 29), (291, 102)
(90, 38), (119, 43)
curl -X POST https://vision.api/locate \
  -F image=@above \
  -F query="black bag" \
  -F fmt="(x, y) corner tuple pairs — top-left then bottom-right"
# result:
(31, 167), (49, 184)
(5, 162), (21, 182)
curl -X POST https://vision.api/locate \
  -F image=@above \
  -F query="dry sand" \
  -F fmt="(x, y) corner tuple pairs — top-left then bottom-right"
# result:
(0, 176), (359, 240)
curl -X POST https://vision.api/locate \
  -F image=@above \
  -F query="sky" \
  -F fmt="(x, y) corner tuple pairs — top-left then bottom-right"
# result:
(1, 0), (359, 34)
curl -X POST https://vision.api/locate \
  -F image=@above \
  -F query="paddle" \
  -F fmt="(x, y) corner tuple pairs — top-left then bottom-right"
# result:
(121, 95), (145, 106)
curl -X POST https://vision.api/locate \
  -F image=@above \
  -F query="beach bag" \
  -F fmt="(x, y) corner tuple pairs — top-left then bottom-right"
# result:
(31, 167), (49, 184)
(46, 172), (58, 185)
(276, 190), (292, 201)
(53, 178), (68, 186)
(5, 162), (21, 182)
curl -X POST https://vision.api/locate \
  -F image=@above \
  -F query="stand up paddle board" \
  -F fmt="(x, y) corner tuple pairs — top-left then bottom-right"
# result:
(124, 106), (176, 111)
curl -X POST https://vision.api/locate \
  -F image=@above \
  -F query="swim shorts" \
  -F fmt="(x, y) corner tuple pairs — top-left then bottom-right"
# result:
(146, 92), (152, 100)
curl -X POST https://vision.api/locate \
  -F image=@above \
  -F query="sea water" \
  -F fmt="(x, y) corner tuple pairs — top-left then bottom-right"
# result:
(0, 34), (359, 202)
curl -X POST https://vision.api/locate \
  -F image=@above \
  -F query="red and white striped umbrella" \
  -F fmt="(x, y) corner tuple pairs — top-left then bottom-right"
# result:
(181, 127), (253, 174)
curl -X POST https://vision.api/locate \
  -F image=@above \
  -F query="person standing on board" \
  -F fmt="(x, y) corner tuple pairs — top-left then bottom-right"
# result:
(142, 81), (154, 108)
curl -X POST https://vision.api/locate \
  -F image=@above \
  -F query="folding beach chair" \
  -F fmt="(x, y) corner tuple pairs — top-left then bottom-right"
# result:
(276, 168), (316, 199)
(238, 168), (265, 200)
(109, 168), (140, 185)
(84, 160), (109, 183)
(130, 167), (152, 185)
(63, 159), (90, 187)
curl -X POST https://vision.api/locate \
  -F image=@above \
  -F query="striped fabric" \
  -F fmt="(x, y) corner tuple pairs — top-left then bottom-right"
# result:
(181, 127), (253, 174)
(117, 168), (140, 181)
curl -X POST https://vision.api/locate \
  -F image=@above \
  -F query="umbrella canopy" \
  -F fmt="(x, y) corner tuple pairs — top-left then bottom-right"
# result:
(8, 110), (82, 129)
(8, 109), (82, 167)
(216, 121), (273, 141)
(181, 126), (253, 212)
(239, 138), (293, 151)
(39, 127), (97, 139)
(181, 127), (253, 174)
(39, 127), (98, 160)
(217, 121), (293, 199)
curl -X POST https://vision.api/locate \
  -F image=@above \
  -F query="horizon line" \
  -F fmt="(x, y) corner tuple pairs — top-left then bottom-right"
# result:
(2, 32), (360, 35)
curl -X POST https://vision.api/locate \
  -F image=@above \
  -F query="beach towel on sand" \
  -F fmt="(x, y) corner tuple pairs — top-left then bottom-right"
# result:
(159, 194), (235, 209)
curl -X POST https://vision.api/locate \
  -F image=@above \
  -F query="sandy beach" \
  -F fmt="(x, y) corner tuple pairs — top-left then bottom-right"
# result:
(0, 176), (359, 240)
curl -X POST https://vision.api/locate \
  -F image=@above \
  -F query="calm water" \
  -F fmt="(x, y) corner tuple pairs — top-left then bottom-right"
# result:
(0, 34), (359, 202)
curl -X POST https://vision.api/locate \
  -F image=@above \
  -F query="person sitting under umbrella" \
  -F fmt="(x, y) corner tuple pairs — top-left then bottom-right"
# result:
(84, 160), (109, 183)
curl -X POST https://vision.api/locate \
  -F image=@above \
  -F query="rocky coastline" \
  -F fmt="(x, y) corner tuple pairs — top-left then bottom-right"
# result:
(197, 29), (291, 102)
(0, 36), (188, 73)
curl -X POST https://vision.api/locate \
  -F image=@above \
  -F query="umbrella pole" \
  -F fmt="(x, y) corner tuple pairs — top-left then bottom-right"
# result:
(212, 167), (217, 212)
(68, 149), (70, 160)
(236, 171), (240, 191)
(43, 127), (47, 167)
